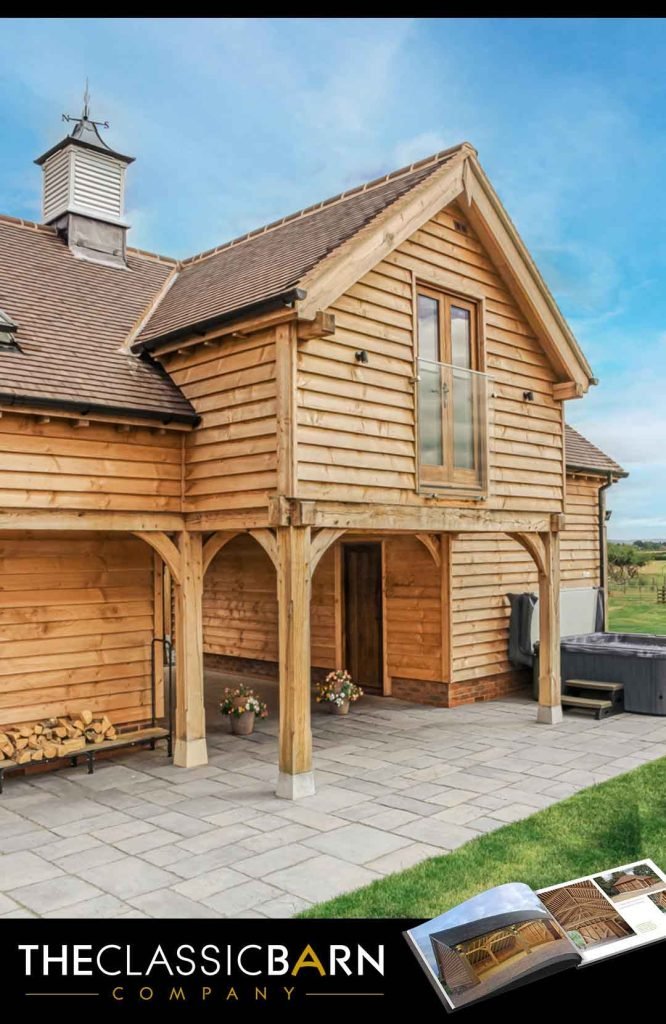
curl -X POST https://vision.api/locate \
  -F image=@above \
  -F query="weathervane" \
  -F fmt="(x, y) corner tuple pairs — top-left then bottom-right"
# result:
(62, 80), (109, 131)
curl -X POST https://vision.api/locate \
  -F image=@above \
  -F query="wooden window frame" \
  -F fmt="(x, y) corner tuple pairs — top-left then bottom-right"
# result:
(414, 280), (489, 496)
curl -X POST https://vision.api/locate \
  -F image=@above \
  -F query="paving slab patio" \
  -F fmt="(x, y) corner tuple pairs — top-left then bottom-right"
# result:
(1, 683), (665, 918)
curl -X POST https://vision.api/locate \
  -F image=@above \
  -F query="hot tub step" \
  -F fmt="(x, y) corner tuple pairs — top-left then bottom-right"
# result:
(561, 694), (620, 720)
(566, 679), (624, 693)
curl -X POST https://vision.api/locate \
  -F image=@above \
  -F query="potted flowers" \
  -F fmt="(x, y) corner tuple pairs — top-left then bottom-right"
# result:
(220, 684), (268, 736)
(315, 669), (363, 716)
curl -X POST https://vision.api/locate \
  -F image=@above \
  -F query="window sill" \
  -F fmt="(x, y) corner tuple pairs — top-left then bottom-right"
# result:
(417, 482), (488, 502)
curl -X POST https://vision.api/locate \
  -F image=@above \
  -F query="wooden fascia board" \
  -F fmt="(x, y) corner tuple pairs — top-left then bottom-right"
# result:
(553, 381), (585, 401)
(295, 156), (467, 321)
(156, 308), (298, 360)
(464, 159), (594, 390)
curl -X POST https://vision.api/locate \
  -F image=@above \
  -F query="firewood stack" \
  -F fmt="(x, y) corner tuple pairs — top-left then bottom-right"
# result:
(0, 710), (117, 764)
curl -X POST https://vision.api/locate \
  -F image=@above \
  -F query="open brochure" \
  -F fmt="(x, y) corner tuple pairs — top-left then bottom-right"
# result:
(405, 859), (666, 1011)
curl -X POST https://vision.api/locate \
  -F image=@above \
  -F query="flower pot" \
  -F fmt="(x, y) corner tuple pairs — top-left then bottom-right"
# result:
(330, 699), (350, 716)
(231, 711), (255, 735)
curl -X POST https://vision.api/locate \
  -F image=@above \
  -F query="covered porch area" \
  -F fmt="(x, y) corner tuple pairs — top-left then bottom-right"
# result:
(193, 505), (565, 798)
(0, 505), (564, 801)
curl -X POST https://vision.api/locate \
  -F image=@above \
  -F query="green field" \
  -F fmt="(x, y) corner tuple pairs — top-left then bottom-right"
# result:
(300, 758), (666, 919)
(608, 594), (666, 634)
(607, 551), (666, 634)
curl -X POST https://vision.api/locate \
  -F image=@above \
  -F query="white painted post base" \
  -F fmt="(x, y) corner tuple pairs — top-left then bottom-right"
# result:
(276, 771), (316, 800)
(537, 704), (563, 725)
(174, 737), (209, 768)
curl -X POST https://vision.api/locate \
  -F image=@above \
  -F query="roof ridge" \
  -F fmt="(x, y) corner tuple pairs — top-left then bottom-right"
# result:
(0, 212), (57, 235)
(180, 142), (474, 269)
(126, 244), (179, 266)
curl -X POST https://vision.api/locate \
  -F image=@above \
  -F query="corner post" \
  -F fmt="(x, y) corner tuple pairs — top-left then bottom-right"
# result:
(276, 524), (315, 798)
(537, 528), (562, 724)
(173, 531), (208, 767)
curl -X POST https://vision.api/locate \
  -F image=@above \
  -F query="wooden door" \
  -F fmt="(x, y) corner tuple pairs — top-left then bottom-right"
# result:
(343, 543), (383, 689)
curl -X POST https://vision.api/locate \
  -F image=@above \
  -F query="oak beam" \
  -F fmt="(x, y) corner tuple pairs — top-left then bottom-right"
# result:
(416, 533), (442, 567)
(553, 381), (585, 401)
(509, 531), (547, 576)
(296, 311), (336, 340)
(249, 528), (279, 569)
(202, 530), (240, 575)
(133, 531), (182, 585)
(310, 528), (346, 574)
(275, 321), (298, 497)
(0, 510), (185, 532)
(276, 525), (315, 799)
(300, 502), (553, 534)
(537, 530), (562, 724)
(173, 531), (207, 767)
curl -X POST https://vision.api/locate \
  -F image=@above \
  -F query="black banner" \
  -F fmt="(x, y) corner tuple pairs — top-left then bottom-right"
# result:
(3, 918), (661, 1019)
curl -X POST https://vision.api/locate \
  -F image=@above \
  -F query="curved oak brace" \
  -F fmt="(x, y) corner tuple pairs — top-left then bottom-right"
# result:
(310, 528), (346, 574)
(509, 531), (547, 577)
(132, 530), (182, 585)
(415, 533), (442, 567)
(249, 528), (279, 570)
(202, 531), (240, 575)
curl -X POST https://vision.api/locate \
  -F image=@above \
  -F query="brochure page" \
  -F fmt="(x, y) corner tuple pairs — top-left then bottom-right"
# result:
(405, 882), (581, 1011)
(537, 859), (666, 965)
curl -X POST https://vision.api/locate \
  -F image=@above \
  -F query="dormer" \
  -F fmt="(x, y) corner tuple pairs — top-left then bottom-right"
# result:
(35, 88), (134, 268)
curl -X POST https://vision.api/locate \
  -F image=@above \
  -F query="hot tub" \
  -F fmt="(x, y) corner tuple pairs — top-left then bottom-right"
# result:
(556, 633), (666, 716)
(508, 590), (666, 716)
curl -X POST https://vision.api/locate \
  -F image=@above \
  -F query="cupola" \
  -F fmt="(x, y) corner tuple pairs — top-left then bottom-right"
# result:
(35, 85), (134, 268)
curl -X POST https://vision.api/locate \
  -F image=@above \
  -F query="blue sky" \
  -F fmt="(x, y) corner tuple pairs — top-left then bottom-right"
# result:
(1, 17), (665, 538)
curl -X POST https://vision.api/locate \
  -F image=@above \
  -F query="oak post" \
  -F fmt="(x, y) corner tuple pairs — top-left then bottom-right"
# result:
(173, 531), (208, 767)
(276, 524), (315, 798)
(537, 529), (562, 724)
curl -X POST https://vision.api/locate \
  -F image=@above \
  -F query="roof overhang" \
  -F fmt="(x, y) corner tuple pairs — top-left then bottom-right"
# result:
(566, 463), (628, 480)
(462, 157), (594, 393)
(132, 288), (306, 354)
(35, 135), (134, 167)
(295, 148), (595, 394)
(0, 391), (199, 427)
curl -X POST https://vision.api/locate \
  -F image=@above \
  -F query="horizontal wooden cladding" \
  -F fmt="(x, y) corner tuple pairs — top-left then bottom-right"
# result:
(451, 477), (602, 685)
(561, 477), (602, 584)
(203, 533), (335, 669)
(0, 533), (158, 729)
(164, 331), (278, 514)
(0, 413), (182, 513)
(204, 535), (278, 663)
(385, 536), (444, 683)
(202, 534), (445, 686)
(296, 202), (563, 513)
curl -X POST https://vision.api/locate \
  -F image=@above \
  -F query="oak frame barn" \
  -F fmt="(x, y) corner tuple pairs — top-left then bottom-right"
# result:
(0, 107), (626, 797)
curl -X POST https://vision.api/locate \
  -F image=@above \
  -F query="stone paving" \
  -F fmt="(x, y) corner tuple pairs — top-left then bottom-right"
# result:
(1, 683), (665, 919)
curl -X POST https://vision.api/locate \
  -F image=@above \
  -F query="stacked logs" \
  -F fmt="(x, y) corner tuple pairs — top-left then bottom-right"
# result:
(0, 710), (117, 765)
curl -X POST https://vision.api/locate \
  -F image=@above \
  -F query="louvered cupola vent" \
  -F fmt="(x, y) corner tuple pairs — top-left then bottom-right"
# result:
(35, 86), (134, 269)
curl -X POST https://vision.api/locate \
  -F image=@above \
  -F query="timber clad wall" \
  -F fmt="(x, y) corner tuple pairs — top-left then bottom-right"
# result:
(203, 535), (443, 685)
(0, 533), (155, 729)
(0, 413), (182, 512)
(449, 476), (603, 698)
(202, 480), (602, 706)
(561, 476), (602, 584)
(203, 535), (336, 671)
(203, 535), (278, 665)
(385, 536), (443, 683)
(296, 203), (564, 513)
(163, 330), (278, 513)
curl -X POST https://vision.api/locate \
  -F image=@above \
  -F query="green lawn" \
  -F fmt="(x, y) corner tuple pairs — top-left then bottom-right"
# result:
(608, 594), (666, 634)
(300, 758), (666, 918)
